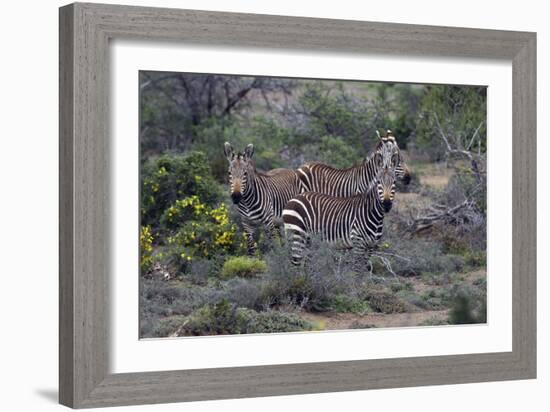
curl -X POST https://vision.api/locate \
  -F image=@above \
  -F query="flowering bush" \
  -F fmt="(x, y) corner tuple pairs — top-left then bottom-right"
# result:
(141, 152), (222, 229)
(140, 226), (154, 273)
(159, 197), (246, 271)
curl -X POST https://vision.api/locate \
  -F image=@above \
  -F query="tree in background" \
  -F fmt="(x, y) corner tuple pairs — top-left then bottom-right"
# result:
(140, 72), (295, 158)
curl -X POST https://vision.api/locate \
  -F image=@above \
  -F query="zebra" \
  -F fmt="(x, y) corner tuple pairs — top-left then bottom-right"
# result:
(296, 130), (410, 197)
(282, 150), (397, 266)
(224, 142), (302, 255)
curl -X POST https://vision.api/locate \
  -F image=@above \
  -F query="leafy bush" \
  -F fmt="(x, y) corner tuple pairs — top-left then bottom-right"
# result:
(224, 278), (264, 310)
(159, 201), (246, 272)
(139, 278), (225, 337)
(328, 294), (371, 315)
(156, 299), (314, 336)
(416, 85), (487, 161)
(220, 257), (268, 278)
(365, 290), (407, 314)
(150, 315), (187, 337)
(448, 289), (487, 324)
(317, 135), (361, 169)
(141, 152), (223, 229)
(294, 82), (375, 149)
(140, 225), (154, 274)
(260, 237), (373, 313)
(377, 234), (466, 278)
(192, 116), (295, 179)
(245, 310), (315, 334)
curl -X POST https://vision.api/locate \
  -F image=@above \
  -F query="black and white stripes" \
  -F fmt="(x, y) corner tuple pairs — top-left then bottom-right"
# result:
(283, 141), (398, 265)
(224, 131), (407, 264)
(224, 142), (302, 254)
(296, 130), (410, 197)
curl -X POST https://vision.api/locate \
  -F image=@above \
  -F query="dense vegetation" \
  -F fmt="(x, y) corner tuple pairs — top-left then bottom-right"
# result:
(139, 72), (487, 337)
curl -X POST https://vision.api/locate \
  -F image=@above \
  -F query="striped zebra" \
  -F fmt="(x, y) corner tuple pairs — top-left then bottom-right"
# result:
(224, 142), (302, 255)
(282, 151), (397, 266)
(296, 130), (410, 197)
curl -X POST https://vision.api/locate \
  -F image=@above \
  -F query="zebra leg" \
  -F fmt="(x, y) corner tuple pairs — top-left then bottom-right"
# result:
(265, 217), (286, 249)
(351, 236), (373, 274)
(284, 225), (307, 265)
(360, 244), (380, 277)
(264, 218), (277, 240)
(242, 221), (256, 255)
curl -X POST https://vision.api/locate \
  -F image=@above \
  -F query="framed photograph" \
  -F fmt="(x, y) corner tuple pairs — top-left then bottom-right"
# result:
(59, 2), (536, 408)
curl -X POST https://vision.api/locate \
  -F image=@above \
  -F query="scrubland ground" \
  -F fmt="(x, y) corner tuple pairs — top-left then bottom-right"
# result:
(140, 158), (487, 337)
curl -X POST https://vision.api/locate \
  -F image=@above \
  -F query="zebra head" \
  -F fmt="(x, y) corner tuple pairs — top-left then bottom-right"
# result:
(224, 142), (255, 204)
(376, 129), (411, 185)
(373, 150), (397, 213)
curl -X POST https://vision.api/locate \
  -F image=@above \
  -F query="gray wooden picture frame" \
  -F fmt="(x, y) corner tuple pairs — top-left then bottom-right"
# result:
(59, 2), (536, 408)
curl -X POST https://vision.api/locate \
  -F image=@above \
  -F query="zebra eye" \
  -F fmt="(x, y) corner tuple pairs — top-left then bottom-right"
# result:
(392, 154), (399, 166)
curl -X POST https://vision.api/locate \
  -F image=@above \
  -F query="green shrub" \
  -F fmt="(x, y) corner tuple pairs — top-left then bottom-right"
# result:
(328, 294), (371, 315)
(225, 278), (264, 310)
(376, 233), (466, 278)
(245, 310), (314, 334)
(139, 278), (225, 337)
(317, 135), (360, 169)
(151, 315), (188, 337)
(389, 281), (413, 293)
(141, 151), (222, 229)
(160, 299), (314, 336)
(192, 116), (293, 179)
(159, 201), (246, 272)
(448, 290), (487, 324)
(296, 82), (375, 150)
(258, 236), (375, 312)
(416, 85), (486, 161)
(140, 225), (154, 274)
(220, 257), (267, 278)
(365, 290), (407, 314)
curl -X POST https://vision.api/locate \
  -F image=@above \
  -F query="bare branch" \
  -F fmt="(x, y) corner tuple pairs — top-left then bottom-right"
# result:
(466, 121), (484, 151)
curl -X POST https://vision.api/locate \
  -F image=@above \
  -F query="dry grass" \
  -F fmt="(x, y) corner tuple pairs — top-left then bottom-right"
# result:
(299, 309), (449, 330)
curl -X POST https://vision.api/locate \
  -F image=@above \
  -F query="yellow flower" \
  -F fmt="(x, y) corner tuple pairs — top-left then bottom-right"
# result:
(156, 166), (167, 177)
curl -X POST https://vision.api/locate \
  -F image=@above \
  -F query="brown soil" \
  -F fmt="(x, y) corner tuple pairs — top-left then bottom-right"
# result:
(300, 309), (449, 330)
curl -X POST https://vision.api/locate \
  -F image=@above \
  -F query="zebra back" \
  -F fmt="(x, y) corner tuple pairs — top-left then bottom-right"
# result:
(296, 130), (409, 196)
(254, 168), (302, 219)
(283, 185), (387, 264)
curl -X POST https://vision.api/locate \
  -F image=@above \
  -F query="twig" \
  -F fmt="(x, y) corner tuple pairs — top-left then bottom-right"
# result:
(466, 121), (484, 151)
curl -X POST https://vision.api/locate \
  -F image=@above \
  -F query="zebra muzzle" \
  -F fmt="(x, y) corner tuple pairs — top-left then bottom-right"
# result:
(231, 192), (243, 204)
(383, 199), (393, 212)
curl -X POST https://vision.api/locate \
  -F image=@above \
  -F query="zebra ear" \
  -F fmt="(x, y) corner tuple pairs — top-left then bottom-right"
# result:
(244, 144), (254, 159)
(376, 130), (382, 140)
(224, 142), (234, 160)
